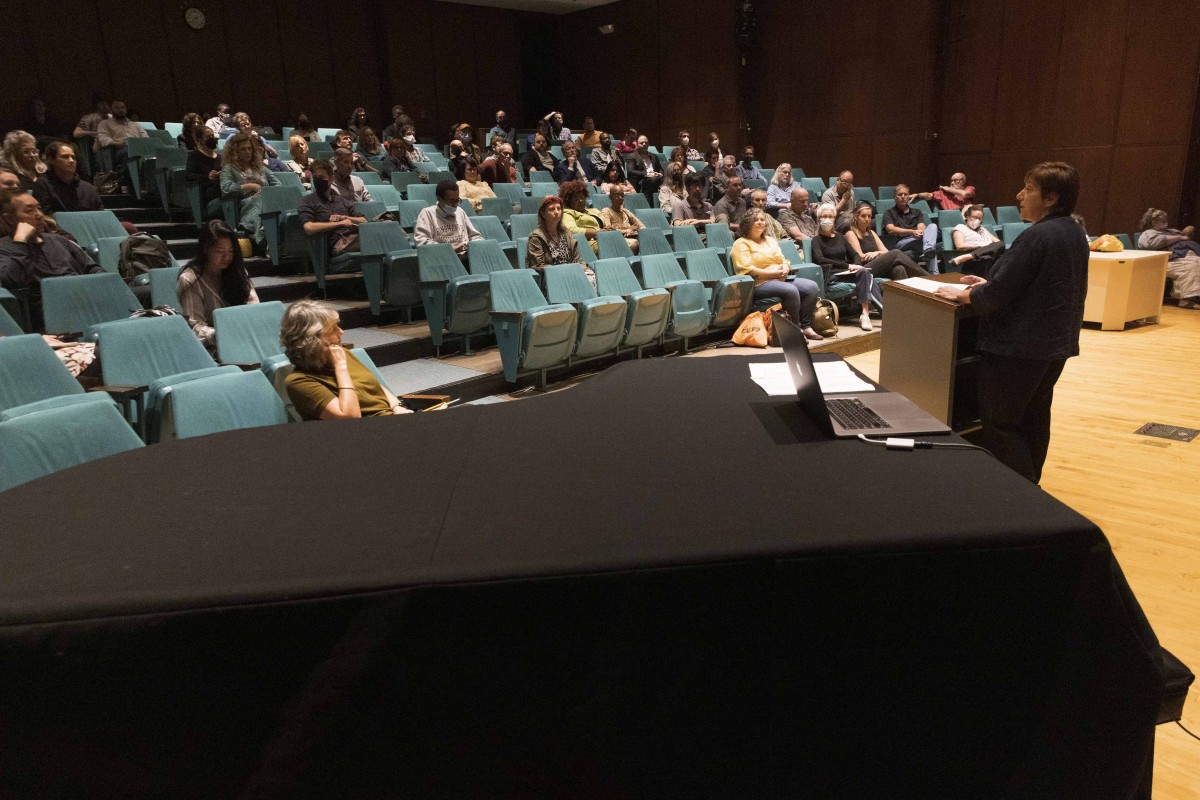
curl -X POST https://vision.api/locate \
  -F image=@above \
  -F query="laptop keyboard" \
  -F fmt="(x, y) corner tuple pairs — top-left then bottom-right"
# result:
(825, 397), (891, 430)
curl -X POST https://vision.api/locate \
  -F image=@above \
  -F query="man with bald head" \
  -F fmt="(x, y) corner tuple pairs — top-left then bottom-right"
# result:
(778, 186), (818, 241)
(820, 170), (856, 231)
(913, 172), (975, 211)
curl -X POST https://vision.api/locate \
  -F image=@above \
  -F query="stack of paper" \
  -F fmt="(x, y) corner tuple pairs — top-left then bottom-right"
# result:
(749, 361), (875, 397)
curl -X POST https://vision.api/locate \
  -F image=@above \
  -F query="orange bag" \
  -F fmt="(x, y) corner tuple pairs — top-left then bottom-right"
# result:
(732, 311), (769, 347)
(1089, 234), (1124, 252)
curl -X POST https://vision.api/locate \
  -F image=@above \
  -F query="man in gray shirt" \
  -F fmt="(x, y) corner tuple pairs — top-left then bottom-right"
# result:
(820, 170), (856, 231)
(712, 176), (748, 232)
(778, 187), (818, 242)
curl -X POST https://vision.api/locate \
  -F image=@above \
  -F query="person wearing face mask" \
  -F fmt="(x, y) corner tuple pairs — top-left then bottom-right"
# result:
(820, 170), (857, 232)
(574, 117), (603, 149)
(186, 126), (223, 218)
(811, 201), (880, 331)
(32, 142), (102, 214)
(949, 204), (1005, 270)
(399, 127), (430, 163)
(453, 123), (482, 162)
(734, 147), (764, 181)
(589, 132), (619, 176)
(382, 104), (414, 143)
(413, 180), (482, 261)
(292, 113), (321, 143)
(520, 133), (560, 178)
(487, 110), (516, 149)
(95, 100), (148, 190)
(1136, 208), (1200, 308)
(299, 160), (368, 258)
(707, 132), (723, 161)
(677, 130), (701, 162)
(0, 189), (103, 303)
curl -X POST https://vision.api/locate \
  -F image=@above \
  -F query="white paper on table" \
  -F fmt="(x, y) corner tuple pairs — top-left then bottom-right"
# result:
(749, 361), (875, 396)
(895, 276), (952, 295)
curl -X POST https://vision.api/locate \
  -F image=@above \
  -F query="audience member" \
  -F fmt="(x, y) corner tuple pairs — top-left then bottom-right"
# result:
(707, 132), (723, 161)
(32, 142), (102, 214)
(731, 209), (824, 341)
(599, 186), (644, 253)
(299, 160), (367, 257)
(179, 112), (204, 150)
(950, 204), (1005, 270)
(521, 133), (559, 176)
(526, 195), (592, 284)
(398, 132), (429, 164)
(0, 170), (21, 191)
(487, 110), (516, 148)
(713, 175), (748, 232)
(333, 131), (375, 173)
(187, 126), (223, 218)
(479, 141), (516, 186)
(72, 93), (111, 158)
(698, 150), (724, 201)
(559, 180), (605, 253)
(448, 138), (471, 179)
(356, 127), (383, 158)
(205, 104), (236, 140)
(281, 300), (412, 420)
(292, 113), (321, 143)
(914, 172), (975, 210)
(414, 180), (482, 260)
(932, 163), (1087, 483)
(820, 170), (856, 231)
(285, 136), (313, 187)
(220, 132), (281, 245)
(811, 201), (879, 331)
(1137, 208), (1200, 308)
(590, 131), (620, 176)
(766, 163), (801, 210)
(232, 112), (281, 163)
(659, 165), (686, 213)
(346, 108), (370, 142)
(598, 161), (635, 194)
(452, 123), (483, 162)
(176, 219), (259, 349)
(677, 130), (701, 162)
(749, 190), (788, 240)
(667, 147), (695, 175)
(0, 131), (47, 193)
(778, 187), (818, 241)
(378, 137), (415, 182)
(672, 174), (715, 235)
(554, 140), (595, 185)
(382, 105), (414, 142)
(734, 146), (764, 181)
(615, 128), (639, 154)
(545, 111), (572, 142)
(883, 183), (939, 273)
(575, 117), (603, 148)
(331, 148), (373, 202)
(0, 189), (103, 299)
(457, 161), (496, 213)
(845, 202), (931, 280)
(96, 100), (149, 190)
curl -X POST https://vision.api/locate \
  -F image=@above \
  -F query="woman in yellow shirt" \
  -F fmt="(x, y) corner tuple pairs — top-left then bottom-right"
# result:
(559, 180), (605, 254)
(730, 209), (824, 341)
(456, 160), (497, 214)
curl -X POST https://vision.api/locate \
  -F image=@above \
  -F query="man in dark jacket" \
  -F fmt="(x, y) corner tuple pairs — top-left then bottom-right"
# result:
(0, 189), (103, 291)
(935, 162), (1089, 483)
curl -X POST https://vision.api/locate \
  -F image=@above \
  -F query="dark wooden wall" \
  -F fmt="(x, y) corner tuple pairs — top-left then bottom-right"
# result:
(1, 0), (529, 143)
(3, 0), (1197, 229)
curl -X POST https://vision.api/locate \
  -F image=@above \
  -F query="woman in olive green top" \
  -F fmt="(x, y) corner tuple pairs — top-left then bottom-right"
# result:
(281, 300), (412, 420)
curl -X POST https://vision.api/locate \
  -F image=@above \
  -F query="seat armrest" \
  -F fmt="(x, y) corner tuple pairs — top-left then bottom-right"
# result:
(219, 361), (262, 371)
(400, 393), (453, 411)
(490, 310), (527, 321)
(90, 384), (148, 401)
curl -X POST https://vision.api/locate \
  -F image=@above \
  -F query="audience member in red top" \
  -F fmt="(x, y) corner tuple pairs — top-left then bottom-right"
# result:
(615, 128), (639, 154)
(913, 172), (975, 210)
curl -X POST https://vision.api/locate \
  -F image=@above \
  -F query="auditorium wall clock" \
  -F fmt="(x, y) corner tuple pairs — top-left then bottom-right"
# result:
(184, 7), (207, 30)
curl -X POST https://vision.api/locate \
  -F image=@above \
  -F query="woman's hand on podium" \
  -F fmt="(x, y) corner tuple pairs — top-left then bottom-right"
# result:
(934, 275), (986, 304)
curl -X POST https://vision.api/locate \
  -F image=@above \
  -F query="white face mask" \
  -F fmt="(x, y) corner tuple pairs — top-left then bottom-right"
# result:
(712, 140), (719, 148)
(820, 219), (834, 230)
(437, 202), (457, 217)
(681, 137), (689, 145)
(403, 135), (415, 143)
(967, 218), (982, 230)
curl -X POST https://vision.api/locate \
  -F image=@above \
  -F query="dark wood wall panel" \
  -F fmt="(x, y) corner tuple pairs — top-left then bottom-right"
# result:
(164, 2), (233, 124)
(1106, 144), (1188, 233)
(1115, 3), (1200, 146)
(221, 0), (293, 127)
(99, 1), (177, 122)
(938, 1), (1004, 154)
(1051, 0), (1127, 149)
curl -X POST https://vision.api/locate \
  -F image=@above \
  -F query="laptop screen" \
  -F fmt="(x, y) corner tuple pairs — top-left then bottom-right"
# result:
(774, 313), (837, 437)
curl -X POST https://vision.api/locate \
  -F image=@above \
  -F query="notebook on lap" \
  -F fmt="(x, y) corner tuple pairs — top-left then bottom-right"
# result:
(774, 313), (951, 439)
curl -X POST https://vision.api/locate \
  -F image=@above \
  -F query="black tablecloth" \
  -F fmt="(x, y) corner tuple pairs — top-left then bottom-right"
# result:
(0, 355), (1164, 798)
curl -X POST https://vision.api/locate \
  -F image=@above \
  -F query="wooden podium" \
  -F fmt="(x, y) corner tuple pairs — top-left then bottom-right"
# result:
(1083, 250), (1169, 330)
(879, 275), (981, 432)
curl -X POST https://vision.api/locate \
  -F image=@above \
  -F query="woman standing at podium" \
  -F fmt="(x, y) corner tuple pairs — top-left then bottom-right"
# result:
(934, 162), (1088, 483)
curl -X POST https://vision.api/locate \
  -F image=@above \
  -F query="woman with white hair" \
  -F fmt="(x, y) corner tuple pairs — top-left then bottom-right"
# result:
(1137, 208), (1200, 308)
(765, 163), (801, 211)
(281, 299), (412, 420)
(0, 131), (46, 193)
(811, 201), (880, 331)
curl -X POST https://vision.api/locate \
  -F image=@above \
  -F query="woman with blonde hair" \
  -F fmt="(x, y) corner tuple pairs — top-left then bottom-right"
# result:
(1137, 207), (1200, 308)
(220, 132), (280, 245)
(281, 299), (411, 420)
(356, 126), (383, 158)
(285, 135), (313, 187)
(766, 163), (801, 210)
(0, 130), (46, 192)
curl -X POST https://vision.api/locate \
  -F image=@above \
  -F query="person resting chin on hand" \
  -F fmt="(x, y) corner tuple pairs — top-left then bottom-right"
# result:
(281, 300), (413, 421)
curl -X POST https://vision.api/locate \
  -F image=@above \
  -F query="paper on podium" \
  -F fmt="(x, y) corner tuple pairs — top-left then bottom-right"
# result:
(895, 276), (954, 295)
(749, 361), (875, 396)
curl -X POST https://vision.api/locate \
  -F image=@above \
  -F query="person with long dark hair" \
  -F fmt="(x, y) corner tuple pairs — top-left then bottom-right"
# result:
(176, 219), (259, 348)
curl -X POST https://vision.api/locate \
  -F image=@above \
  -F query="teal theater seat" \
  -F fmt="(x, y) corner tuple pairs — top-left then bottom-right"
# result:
(488, 269), (578, 387)
(684, 250), (754, 330)
(212, 301), (286, 365)
(638, 253), (710, 350)
(168, 370), (288, 439)
(358, 221), (420, 319)
(468, 239), (515, 276)
(417, 243), (492, 354)
(543, 263), (628, 360)
(41, 273), (142, 335)
(592, 257), (670, 355)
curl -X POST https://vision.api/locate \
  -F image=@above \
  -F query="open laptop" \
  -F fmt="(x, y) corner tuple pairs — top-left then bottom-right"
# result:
(774, 313), (951, 439)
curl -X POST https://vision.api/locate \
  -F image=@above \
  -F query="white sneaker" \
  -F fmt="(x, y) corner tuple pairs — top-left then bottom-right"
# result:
(860, 314), (872, 331)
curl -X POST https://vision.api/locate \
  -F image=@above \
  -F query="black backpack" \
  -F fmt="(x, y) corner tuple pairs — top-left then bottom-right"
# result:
(118, 234), (173, 280)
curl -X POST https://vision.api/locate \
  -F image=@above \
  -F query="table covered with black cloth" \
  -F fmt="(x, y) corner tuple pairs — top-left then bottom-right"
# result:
(0, 354), (1164, 798)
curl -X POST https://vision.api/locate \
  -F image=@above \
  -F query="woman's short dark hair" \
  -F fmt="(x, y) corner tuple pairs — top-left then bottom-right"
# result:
(964, 203), (984, 218)
(41, 140), (72, 163)
(1025, 162), (1078, 215)
(187, 219), (253, 306)
(435, 179), (458, 201)
(559, 180), (589, 209)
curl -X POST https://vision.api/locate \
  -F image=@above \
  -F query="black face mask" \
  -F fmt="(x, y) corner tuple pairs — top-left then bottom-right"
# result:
(204, 136), (218, 149)
(742, 154), (753, 164)
(313, 178), (331, 195)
